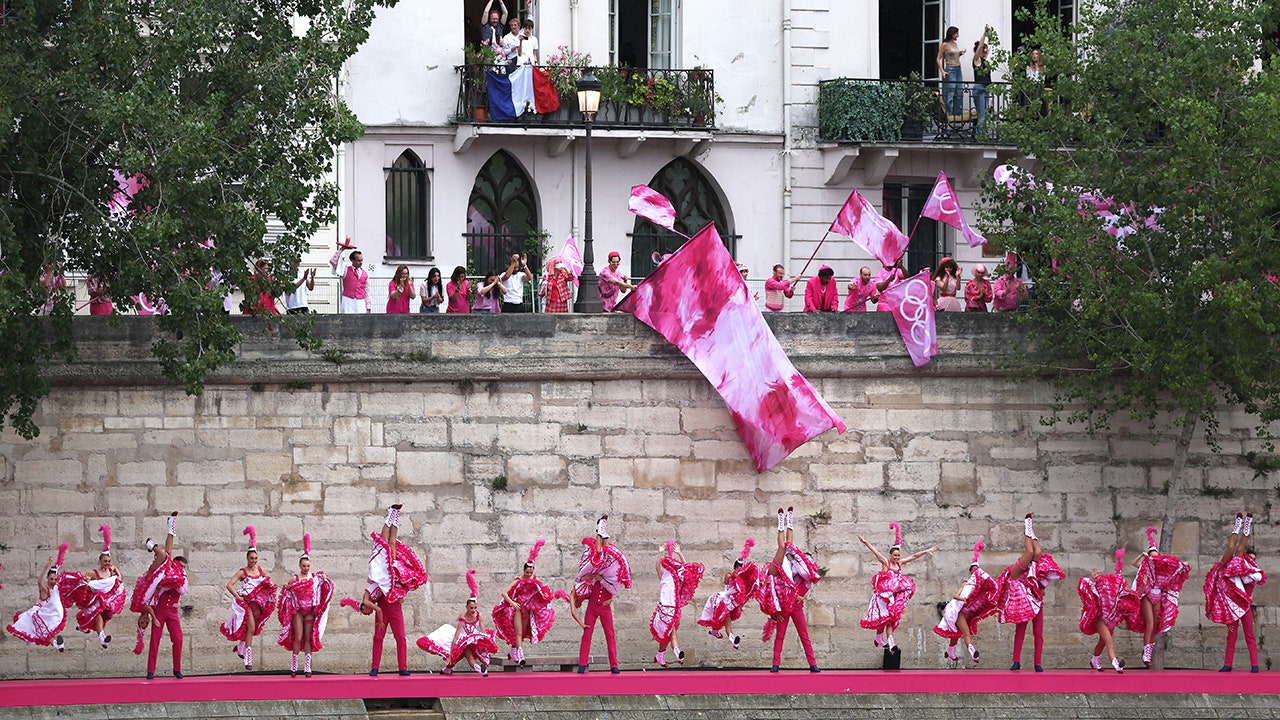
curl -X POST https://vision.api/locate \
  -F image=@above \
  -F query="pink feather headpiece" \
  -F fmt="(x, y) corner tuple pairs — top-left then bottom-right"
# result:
(665, 540), (676, 558)
(1145, 526), (1159, 552)
(99, 524), (112, 554)
(1114, 548), (1126, 573)
(889, 521), (902, 549)
(243, 525), (257, 551)
(466, 569), (479, 600)
(738, 538), (755, 563)
(54, 543), (70, 570)
(970, 540), (985, 567)
(302, 533), (312, 559)
(526, 538), (546, 567)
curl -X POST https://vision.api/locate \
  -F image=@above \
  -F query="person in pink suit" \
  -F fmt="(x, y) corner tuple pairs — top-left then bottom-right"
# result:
(329, 241), (372, 314)
(650, 541), (704, 667)
(6, 543), (71, 652)
(697, 539), (759, 648)
(131, 513), (187, 678)
(1205, 512), (1266, 673)
(964, 263), (993, 311)
(844, 266), (877, 312)
(1126, 526), (1191, 667)
(765, 264), (802, 312)
(361, 504), (428, 676)
(61, 525), (126, 650)
(570, 515), (632, 674)
(419, 570), (500, 675)
(277, 533), (334, 678)
(802, 266), (839, 312)
(934, 540), (998, 665)
(994, 514), (1065, 671)
(859, 522), (936, 652)
(221, 526), (278, 671)
(493, 539), (569, 665)
(992, 253), (1028, 311)
(872, 258), (907, 311)
(1077, 548), (1138, 673)
(758, 507), (822, 673)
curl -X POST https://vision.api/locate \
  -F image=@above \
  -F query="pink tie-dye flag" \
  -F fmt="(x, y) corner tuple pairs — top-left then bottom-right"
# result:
(556, 233), (584, 285)
(828, 187), (911, 266)
(921, 171), (987, 247)
(628, 184), (677, 230)
(878, 270), (939, 367)
(616, 223), (846, 472)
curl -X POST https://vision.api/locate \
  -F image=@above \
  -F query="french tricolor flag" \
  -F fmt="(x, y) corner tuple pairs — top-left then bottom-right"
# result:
(487, 66), (562, 120)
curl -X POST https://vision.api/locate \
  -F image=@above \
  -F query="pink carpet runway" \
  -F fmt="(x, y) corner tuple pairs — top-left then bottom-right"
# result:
(1, 670), (1276, 708)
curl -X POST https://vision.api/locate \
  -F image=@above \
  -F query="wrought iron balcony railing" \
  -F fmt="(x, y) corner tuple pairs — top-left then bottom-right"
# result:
(455, 64), (717, 130)
(818, 77), (1011, 144)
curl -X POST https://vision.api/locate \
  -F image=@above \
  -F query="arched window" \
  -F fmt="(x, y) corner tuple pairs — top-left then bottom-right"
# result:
(466, 150), (539, 277)
(630, 158), (735, 278)
(385, 150), (431, 260)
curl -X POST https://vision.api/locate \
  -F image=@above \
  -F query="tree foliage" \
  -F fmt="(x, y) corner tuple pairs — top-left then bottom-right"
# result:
(982, 0), (1280, 450)
(0, 0), (395, 437)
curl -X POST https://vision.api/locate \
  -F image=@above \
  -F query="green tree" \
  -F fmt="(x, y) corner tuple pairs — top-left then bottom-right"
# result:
(0, 0), (395, 438)
(982, 0), (1280, 551)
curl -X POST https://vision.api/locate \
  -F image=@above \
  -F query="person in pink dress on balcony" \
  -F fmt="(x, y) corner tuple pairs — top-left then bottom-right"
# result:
(802, 266), (838, 311)
(934, 257), (964, 312)
(844, 266), (877, 312)
(765, 264), (802, 312)
(540, 258), (575, 313)
(446, 266), (471, 314)
(386, 265), (417, 314)
(965, 263), (993, 311)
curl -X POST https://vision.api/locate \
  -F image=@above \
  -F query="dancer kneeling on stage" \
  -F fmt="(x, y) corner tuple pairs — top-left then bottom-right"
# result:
(132, 513), (187, 678)
(697, 538), (759, 649)
(650, 541), (704, 667)
(758, 507), (822, 673)
(1205, 512), (1266, 673)
(934, 540), (997, 666)
(1077, 549), (1136, 673)
(221, 526), (277, 671)
(994, 514), (1064, 672)
(570, 515), (632, 674)
(6, 543), (71, 652)
(493, 539), (568, 665)
(419, 570), (499, 675)
(277, 533), (334, 678)
(859, 521), (935, 652)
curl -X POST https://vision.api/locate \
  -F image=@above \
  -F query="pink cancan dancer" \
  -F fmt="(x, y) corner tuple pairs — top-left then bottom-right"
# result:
(697, 538), (760, 649)
(570, 515), (632, 674)
(221, 526), (278, 671)
(419, 570), (500, 675)
(277, 533), (334, 678)
(1077, 549), (1137, 673)
(1205, 512), (1266, 673)
(492, 539), (569, 665)
(131, 513), (188, 678)
(758, 507), (822, 673)
(934, 540), (998, 666)
(62, 525), (126, 649)
(993, 514), (1064, 671)
(650, 541), (705, 667)
(859, 521), (936, 652)
(6, 543), (71, 652)
(1126, 526), (1191, 667)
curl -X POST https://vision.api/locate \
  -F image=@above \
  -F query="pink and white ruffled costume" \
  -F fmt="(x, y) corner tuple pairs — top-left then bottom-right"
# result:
(7, 580), (69, 646)
(62, 571), (127, 634)
(219, 572), (278, 642)
(492, 578), (566, 647)
(860, 568), (914, 632)
(1125, 553), (1191, 636)
(418, 617), (500, 667)
(1077, 572), (1140, 635)
(366, 532), (429, 604)
(650, 554), (706, 645)
(1204, 554), (1267, 626)
(698, 563), (760, 634)
(276, 573), (335, 651)
(934, 567), (998, 640)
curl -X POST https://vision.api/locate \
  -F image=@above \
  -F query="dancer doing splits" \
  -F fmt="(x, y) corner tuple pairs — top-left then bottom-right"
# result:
(361, 504), (428, 676)
(1077, 549), (1136, 673)
(277, 533), (334, 678)
(6, 543), (71, 651)
(859, 522), (936, 652)
(934, 541), (998, 665)
(1205, 512), (1266, 672)
(64, 525), (127, 649)
(697, 538), (759, 648)
(570, 515), (632, 674)
(131, 513), (187, 678)
(994, 514), (1064, 671)
(758, 507), (822, 673)
(650, 541), (705, 667)
(1126, 526), (1191, 667)
(419, 570), (500, 675)
(492, 539), (569, 665)
(221, 526), (278, 671)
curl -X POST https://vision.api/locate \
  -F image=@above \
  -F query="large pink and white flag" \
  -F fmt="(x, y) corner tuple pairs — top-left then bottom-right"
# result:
(616, 223), (846, 472)
(921, 171), (987, 247)
(628, 184), (677, 231)
(829, 188), (911, 266)
(877, 270), (939, 367)
(556, 233), (584, 284)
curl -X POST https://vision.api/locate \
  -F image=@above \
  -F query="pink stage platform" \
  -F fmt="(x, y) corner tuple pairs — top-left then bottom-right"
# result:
(2, 669), (1277, 708)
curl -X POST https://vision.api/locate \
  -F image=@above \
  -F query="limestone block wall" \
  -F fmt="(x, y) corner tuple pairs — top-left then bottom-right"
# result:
(0, 314), (1275, 677)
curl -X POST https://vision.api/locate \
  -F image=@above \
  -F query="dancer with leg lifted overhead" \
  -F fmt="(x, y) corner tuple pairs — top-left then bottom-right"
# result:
(570, 515), (632, 674)
(994, 514), (1064, 671)
(132, 513), (187, 678)
(1205, 512), (1266, 672)
(758, 507), (822, 673)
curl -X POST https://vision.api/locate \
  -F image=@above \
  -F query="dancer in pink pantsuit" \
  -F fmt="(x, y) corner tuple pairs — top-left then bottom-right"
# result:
(419, 570), (500, 675)
(221, 526), (277, 671)
(697, 539), (759, 648)
(859, 522), (936, 652)
(360, 504), (428, 676)
(1205, 512), (1266, 672)
(493, 539), (569, 665)
(6, 543), (71, 651)
(758, 507), (822, 673)
(276, 534), (334, 678)
(1126, 526), (1191, 667)
(131, 513), (187, 678)
(934, 541), (998, 665)
(570, 515), (632, 674)
(994, 514), (1064, 671)
(650, 542), (705, 667)
(1077, 549), (1137, 673)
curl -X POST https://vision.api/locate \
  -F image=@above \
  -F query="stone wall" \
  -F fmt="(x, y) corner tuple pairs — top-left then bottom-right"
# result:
(0, 314), (1275, 678)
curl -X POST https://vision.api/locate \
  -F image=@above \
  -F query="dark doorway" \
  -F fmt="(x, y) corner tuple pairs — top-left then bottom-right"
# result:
(883, 183), (945, 277)
(1013, 0), (1075, 51)
(879, 0), (921, 80)
(616, 0), (646, 68)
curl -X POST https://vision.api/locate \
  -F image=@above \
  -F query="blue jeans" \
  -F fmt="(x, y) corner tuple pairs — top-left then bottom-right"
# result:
(944, 66), (964, 116)
(973, 82), (989, 130)
(418, 304), (439, 313)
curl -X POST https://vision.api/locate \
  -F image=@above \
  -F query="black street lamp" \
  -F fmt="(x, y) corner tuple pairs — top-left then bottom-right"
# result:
(572, 69), (603, 313)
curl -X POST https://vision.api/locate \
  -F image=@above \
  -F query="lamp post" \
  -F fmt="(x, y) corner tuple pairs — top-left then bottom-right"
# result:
(573, 69), (603, 313)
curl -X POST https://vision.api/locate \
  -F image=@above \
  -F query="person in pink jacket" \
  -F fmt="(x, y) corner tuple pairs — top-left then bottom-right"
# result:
(964, 263), (993, 312)
(802, 266), (838, 312)
(844, 266), (877, 312)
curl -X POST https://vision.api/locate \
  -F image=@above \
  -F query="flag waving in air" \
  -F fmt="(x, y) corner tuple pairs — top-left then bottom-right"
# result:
(628, 185), (678, 231)
(921, 171), (987, 247)
(616, 223), (846, 472)
(487, 66), (561, 120)
(555, 233), (584, 285)
(878, 270), (939, 367)
(829, 188), (910, 266)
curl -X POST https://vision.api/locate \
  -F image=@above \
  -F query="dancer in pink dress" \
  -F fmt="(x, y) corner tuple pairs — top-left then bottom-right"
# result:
(360, 504), (428, 676)
(859, 522), (936, 652)
(650, 541), (705, 667)
(277, 534), (335, 678)
(6, 543), (71, 651)
(697, 538), (759, 648)
(934, 541), (998, 665)
(63, 525), (126, 649)
(131, 513), (187, 678)
(994, 514), (1064, 672)
(221, 526), (278, 671)
(419, 570), (500, 675)
(758, 507), (822, 673)
(492, 539), (568, 665)
(570, 515), (632, 674)
(1126, 526), (1191, 667)
(1205, 512), (1266, 672)
(1077, 548), (1137, 673)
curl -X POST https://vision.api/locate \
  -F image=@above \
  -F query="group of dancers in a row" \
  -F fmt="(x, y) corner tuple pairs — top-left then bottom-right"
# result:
(4, 506), (1266, 678)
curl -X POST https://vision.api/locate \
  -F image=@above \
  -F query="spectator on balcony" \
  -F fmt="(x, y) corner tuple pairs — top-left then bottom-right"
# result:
(599, 251), (636, 313)
(334, 250), (372, 314)
(500, 253), (532, 313)
(972, 27), (992, 132)
(419, 267), (445, 313)
(844, 266), (877, 312)
(479, 0), (509, 49)
(474, 271), (507, 314)
(764, 264), (801, 312)
(446, 266), (471, 314)
(872, 258), (907, 312)
(386, 265), (417, 314)
(802, 266), (839, 312)
(937, 26), (966, 117)
(964, 264), (993, 312)
(934, 257), (963, 312)
(285, 263), (316, 315)
(501, 17), (522, 71)
(513, 19), (539, 67)
(993, 253), (1029, 312)
(540, 258), (574, 314)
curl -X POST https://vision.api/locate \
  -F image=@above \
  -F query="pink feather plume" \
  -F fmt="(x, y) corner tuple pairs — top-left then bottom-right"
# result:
(1146, 526), (1158, 548)
(665, 540), (676, 558)
(243, 525), (257, 549)
(889, 521), (902, 547)
(466, 569), (479, 599)
(99, 524), (112, 552)
(970, 540), (985, 566)
(1114, 548), (1126, 573)
(303, 533), (311, 557)
(527, 538), (546, 566)
(551, 589), (570, 602)
(55, 543), (69, 568)
(738, 538), (755, 563)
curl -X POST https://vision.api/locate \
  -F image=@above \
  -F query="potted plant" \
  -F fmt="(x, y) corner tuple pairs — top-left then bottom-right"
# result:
(462, 42), (501, 120)
(900, 72), (943, 140)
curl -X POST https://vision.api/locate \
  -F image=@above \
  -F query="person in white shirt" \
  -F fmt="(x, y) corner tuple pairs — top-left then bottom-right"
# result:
(514, 19), (539, 66)
(285, 265), (316, 315)
(501, 17), (521, 70)
(500, 252), (532, 313)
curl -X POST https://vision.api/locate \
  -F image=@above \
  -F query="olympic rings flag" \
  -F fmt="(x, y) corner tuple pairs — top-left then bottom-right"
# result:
(878, 270), (940, 367)
(616, 223), (846, 472)
(921, 171), (987, 248)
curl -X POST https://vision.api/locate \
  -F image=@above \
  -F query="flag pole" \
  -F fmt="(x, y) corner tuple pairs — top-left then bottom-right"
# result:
(796, 230), (831, 278)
